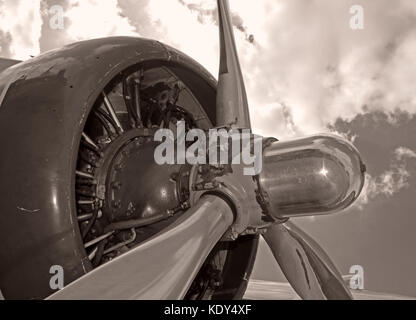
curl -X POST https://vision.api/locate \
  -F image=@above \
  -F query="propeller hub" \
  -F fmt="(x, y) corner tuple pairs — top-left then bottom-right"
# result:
(256, 134), (366, 220)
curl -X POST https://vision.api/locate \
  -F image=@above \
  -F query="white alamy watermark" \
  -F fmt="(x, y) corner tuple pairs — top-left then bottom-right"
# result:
(154, 121), (263, 176)
(49, 265), (64, 290)
(349, 5), (365, 30)
(349, 265), (365, 290)
(49, 5), (65, 30)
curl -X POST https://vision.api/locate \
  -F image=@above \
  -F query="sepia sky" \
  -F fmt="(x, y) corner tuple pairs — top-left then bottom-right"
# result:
(1, 0), (416, 296)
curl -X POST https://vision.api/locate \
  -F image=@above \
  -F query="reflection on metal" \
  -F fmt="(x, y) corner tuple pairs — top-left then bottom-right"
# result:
(84, 231), (114, 249)
(88, 247), (98, 261)
(82, 132), (99, 150)
(257, 134), (366, 219)
(76, 170), (94, 179)
(103, 228), (137, 255)
(103, 92), (124, 133)
(48, 195), (233, 300)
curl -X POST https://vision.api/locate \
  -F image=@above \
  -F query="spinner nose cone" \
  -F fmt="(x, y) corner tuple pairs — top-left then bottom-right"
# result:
(258, 134), (366, 219)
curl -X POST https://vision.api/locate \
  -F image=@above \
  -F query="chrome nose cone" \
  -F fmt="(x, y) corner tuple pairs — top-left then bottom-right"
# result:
(257, 134), (366, 219)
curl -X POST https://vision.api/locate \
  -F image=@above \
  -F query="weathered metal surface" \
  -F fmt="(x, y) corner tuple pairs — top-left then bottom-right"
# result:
(0, 37), (258, 300)
(0, 37), (206, 299)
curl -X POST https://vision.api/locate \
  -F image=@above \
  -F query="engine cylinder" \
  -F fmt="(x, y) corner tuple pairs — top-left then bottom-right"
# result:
(257, 134), (366, 219)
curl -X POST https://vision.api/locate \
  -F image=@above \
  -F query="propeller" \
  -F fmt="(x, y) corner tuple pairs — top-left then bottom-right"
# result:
(263, 222), (353, 300)
(216, 0), (355, 300)
(216, 0), (251, 129)
(49, 195), (234, 299)
(50, 0), (362, 300)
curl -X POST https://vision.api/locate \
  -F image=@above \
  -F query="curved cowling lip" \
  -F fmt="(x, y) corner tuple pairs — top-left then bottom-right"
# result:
(258, 134), (366, 219)
(0, 58), (20, 74)
(0, 37), (220, 300)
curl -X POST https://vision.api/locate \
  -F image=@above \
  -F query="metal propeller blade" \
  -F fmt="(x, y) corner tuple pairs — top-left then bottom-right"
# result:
(216, 0), (251, 129)
(263, 221), (353, 300)
(216, 0), (354, 300)
(48, 196), (234, 300)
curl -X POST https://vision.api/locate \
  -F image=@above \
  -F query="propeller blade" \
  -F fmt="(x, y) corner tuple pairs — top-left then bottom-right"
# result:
(216, 0), (251, 129)
(48, 195), (234, 300)
(263, 221), (353, 300)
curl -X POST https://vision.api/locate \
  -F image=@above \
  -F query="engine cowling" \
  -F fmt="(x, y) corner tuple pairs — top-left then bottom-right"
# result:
(0, 37), (258, 300)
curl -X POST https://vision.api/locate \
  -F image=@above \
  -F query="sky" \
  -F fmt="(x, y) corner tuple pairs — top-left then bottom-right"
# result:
(0, 0), (416, 297)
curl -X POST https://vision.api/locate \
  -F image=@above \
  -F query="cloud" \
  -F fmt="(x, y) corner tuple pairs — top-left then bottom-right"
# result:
(356, 147), (416, 208)
(176, 0), (255, 44)
(64, 0), (138, 41)
(118, 0), (416, 140)
(117, 0), (220, 77)
(239, 0), (416, 139)
(395, 147), (416, 161)
(1, 0), (416, 142)
(0, 0), (42, 59)
(1, 0), (140, 57)
(0, 30), (12, 57)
